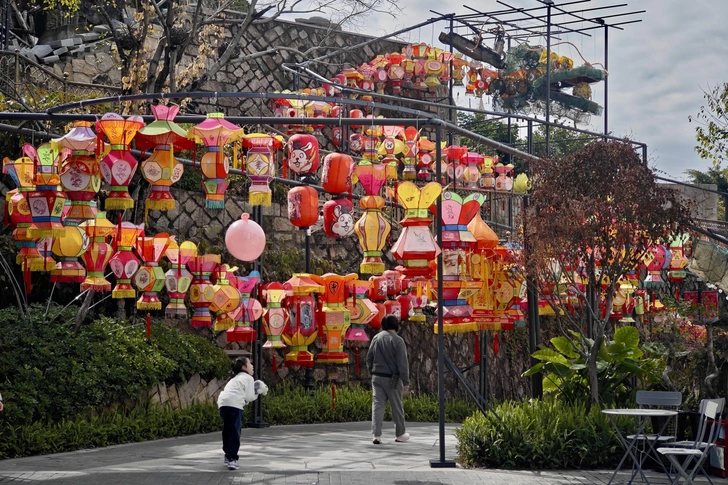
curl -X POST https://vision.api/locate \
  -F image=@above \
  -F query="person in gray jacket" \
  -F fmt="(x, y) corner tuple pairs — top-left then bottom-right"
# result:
(367, 314), (410, 444)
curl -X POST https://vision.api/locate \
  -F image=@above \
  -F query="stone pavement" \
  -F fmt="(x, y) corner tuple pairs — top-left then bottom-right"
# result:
(1, 421), (726, 484)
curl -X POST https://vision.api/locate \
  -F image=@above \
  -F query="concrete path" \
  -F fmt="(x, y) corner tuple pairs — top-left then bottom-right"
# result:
(0, 421), (725, 484)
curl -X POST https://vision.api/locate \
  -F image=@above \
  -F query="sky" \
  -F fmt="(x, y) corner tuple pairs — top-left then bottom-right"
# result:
(326, 0), (728, 181)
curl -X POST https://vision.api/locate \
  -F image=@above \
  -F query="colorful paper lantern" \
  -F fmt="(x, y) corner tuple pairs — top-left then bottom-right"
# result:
(3, 155), (45, 271)
(321, 152), (354, 196)
(53, 121), (101, 225)
(187, 112), (244, 209)
(432, 191), (485, 333)
(134, 233), (171, 310)
(136, 104), (194, 211)
(225, 213), (266, 262)
(461, 151), (483, 189)
(226, 274), (264, 342)
(262, 282), (288, 348)
(241, 133), (284, 207)
(188, 253), (221, 327)
(50, 225), (89, 283)
(399, 126), (420, 180)
(323, 198), (355, 240)
(78, 212), (116, 291)
(96, 113), (144, 210)
(164, 240), (197, 317)
(352, 162), (393, 275)
(391, 181), (442, 322)
(311, 273), (357, 364)
(286, 134), (319, 180)
(109, 221), (144, 298)
(211, 264), (242, 331)
(345, 279), (379, 341)
(282, 273), (324, 367)
(288, 186), (319, 229)
(24, 143), (67, 238)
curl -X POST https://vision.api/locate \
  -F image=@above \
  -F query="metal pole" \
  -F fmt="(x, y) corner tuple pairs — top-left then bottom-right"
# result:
(305, 227), (311, 273)
(448, 14), (455, 145)
(545, 2), (552, 156)
(525, 119), (542, 399)
(249, 205), (269, 428)
(603, 23), (608, 136)
(430, 123), (455, 468)
(479, 331), (488, 405)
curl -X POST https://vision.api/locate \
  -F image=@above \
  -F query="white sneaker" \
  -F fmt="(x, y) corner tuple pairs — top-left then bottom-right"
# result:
(372, 436), (381, 444)
(224, 456), (230, 465)
(395, 432), (410, 442)
(227, 459), (239, 470)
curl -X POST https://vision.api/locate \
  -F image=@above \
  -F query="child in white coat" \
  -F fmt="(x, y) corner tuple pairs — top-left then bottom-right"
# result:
(217, 357), (268, 470)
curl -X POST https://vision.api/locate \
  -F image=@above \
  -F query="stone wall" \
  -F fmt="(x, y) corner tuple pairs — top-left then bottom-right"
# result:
(147, 373), (226, 409)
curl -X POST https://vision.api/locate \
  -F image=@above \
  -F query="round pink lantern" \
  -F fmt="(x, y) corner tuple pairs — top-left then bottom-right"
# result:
(225, 213), (266, 261)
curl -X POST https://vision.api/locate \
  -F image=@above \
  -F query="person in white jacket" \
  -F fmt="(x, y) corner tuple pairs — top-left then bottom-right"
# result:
(217, 357), (268, 470)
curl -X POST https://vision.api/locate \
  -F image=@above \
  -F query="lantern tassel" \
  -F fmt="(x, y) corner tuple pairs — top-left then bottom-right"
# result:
(146, 313), (152, 339)
(474, 331), (481, 363)
(493, 333), (499, 355)
(282, 156), (288, 179)
(271, 353), (278, 373)
(355, 347), (360, 375)
(233, 141), (239, 170)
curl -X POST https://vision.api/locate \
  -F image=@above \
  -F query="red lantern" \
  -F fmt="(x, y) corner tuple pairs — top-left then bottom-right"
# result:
(188, 254), (221, 328)
(287, 186), (319, 229)
(287, 134), (319, 178)
(321, 153), (354, 195)
(79, 212), (116, 292)
(323, 198), (355, 239)
(109, 222), (143, 298)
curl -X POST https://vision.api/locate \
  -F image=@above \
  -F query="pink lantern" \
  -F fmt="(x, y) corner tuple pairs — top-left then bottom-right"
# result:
(96, 113), (144, 210)
(226, 274), (263, 342)
(109, 221), (144, 298)
(225, 213), (266, 262)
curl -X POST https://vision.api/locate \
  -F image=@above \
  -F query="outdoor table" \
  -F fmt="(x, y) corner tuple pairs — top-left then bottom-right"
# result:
(602, 408), (678, 485)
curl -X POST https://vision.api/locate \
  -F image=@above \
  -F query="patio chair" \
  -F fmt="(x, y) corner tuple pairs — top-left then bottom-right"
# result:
(658, 398), (725, 485)
(627, 391), (682, 476)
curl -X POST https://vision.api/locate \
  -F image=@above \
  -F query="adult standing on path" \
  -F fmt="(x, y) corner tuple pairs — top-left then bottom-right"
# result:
(367, 314), (410, 445)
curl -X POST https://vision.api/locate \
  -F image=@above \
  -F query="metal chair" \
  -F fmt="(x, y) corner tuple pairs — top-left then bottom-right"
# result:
(658, 398), (725, 485)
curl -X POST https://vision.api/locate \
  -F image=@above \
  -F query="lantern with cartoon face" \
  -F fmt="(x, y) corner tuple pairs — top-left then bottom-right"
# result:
(287, 134), (319, 180)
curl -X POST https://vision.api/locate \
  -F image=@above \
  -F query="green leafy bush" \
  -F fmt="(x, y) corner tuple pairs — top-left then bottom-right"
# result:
(456, 399), (633, 469)
(0, 305), (229, 428)
(0, 402), (221, 459)
(263, 382), (477, 425)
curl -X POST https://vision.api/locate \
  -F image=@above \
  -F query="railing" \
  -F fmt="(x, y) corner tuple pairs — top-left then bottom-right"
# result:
(0, 49), (121, 107)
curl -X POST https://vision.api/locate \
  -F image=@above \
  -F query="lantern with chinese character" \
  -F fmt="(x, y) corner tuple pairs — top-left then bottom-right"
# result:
(226, 273), (264, 342)
(353, 162), (392, 275)
(50, 225), (89, 282)
(53, 121), (100, 225)
(391, 181), (442, 322)
(188, 113), (244, 209)
(134, 233), (171, 310)
(211, 264), (242, 331)
(288, 185), (319, 229)
(262, 282), (288, 348)
(188, 254), (221, 327)
(165, 240), (197, 317)
(3, 154), (45, 271)
(242, 133), (284, 207)
(136, 104), (193, 211)
(109, 221), (144, 298)
(282, 274), (324, 367)
(24, 143), (67, 238)
(321, 152), (354, 195)
(286, 134), (319, 180)
(311, 272), (358, 364)
(432, 191), (485, 333)
(79, 212), (116, 291)
(345, 279), (379, 341)
(96, 113), (144, 210)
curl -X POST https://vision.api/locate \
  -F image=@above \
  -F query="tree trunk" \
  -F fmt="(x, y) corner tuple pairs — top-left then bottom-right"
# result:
(588, 332), (604, 406)
(73, 289), (95, 332)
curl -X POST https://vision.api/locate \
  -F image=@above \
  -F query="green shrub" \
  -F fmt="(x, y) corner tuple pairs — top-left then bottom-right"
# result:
(0, 402), (221, 459)
(0, 305), (229, 428)
(262, 382), (477, 425)
(455, 399), (634, 469)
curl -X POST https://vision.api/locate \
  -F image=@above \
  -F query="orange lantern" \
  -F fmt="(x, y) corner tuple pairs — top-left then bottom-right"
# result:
(282, 273), (324, 367)
(188, 254), (221, 328)
(323, 198), (355, 240)
(96, 113), (144, 210)
(311, 273), (358, 364)
(321, 152), (354, 195)
(3, 155), (45, 271)
(210, 264), (242, 331)
(134, 233), (171, 310)
(78, 212), (116, 292)
(287, 134), (320, 179)
(288, 186), (319, 229)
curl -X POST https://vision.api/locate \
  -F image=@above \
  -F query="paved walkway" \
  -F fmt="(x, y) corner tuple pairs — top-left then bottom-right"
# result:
(0, 421), (725, 484)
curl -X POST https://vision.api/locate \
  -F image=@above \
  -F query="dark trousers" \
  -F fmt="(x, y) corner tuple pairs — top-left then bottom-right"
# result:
(220, 406), (244, 461)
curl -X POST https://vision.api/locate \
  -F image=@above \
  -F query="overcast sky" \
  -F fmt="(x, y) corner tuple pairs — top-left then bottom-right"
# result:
(340, 0), (728, 180)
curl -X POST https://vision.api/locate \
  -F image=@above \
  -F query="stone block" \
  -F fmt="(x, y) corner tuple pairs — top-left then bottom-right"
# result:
(262, 203), (280, 218)
(41, 55), (60, 64)
(72, 37), (83, 45)
(95, 51), (114, 73)
(73, 72), (91, 83)
(61, 38), (75, 47)
(52, 46), (68, 56)
(158, 382), (169, 404)
(272, 216), (293, 233)
(79, 32), (101, 43)
(204, 221), (223, 240)
(92, 25), (111, 34)
(20, 48), (38, 64)
(167, 384), (180, 410)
